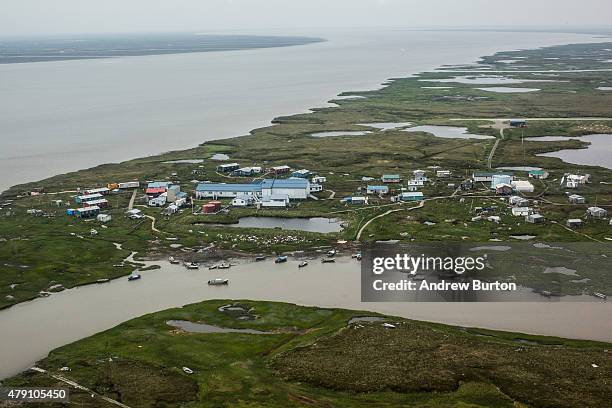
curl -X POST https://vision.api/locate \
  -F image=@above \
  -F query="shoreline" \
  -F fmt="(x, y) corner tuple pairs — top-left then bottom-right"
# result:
(1, 29), (609, 192)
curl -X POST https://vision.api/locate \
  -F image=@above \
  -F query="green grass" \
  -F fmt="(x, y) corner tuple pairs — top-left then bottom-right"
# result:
(4, 300), (610, 407)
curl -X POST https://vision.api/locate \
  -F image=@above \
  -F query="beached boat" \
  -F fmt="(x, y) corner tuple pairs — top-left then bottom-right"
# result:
(327, 249), (337, 257)
(592, 292), (607, 300)
(182, 367), (194, 374)
(321, 258), (336, 263)
(298, 261), (309, 268)
(168, 256), (180, 264)
(128, 274), (141, 281)
(185, 262), (199, 270)
(208, 278), (229, 286)
(275, 256), (288, 263)
(255, 256), (266, 262)
(96, 278), (110, 283)
(218, 262), (231, 269)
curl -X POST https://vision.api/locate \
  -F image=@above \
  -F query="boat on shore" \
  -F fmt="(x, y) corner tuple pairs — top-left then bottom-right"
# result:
(128, 274), (141, 281)
(327, 249), (337, 257)
(96, 278), (110, 284)
(255, 256), (266, 262)
(592, 292), (607, 300)
(182, 367), (194, 374)
(298, 261), (309, 268)
(321, 258), (336, 263)
(275, 256), (288, 264)
(218, 262), (231, 269)
(185, 262), (199, 270)
(168, 256), (180, 264)
(208, 278), (229, 286)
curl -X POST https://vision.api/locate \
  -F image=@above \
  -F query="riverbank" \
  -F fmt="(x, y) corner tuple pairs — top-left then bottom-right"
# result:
(3, 300), (610, 407)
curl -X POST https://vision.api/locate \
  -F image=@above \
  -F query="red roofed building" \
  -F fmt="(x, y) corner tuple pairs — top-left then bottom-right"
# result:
(146, 187), (166, 196)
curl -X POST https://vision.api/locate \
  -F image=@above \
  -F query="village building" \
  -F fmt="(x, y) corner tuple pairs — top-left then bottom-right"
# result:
(510, 120), (527, 128)
(366, 185), (390, 195)
(146, 181), (170, 196)
(126, 209), (143, 219)
(148, 195), (167, 207)
(291, 169), (312, 178)
(231, 195), (255, 207)
(75, 193), (104, 204)
(312, 176), (327, 184)
(436, 170), (452, 178)
(166, 185), (182, 202)
(361, 176), (376, 182)
(512, 207), (533, 217)
(511, 180), (535, 193)
(270, 165), (291, 174)
(260, 195), (290, 208)
(216, 163), (240, 173)
(74, 206), (100, 218)
(587, 207), (608, 219)
(97, 214), (112, 223)
(565, 174), (590, 189)
(397, 192), (424, 202)
(495, 183), (513, 195)
(117, 181), (140, 189)
(84, 187), (110, 196)
(509, 196), (530, 207)
(568, 194), (586, 204)
(309, 183), (323, 193)
(196, 183), (261, 199)
(473, 172), (494, 182)
(342, 196), (368, 205)
(566, 219), (583, 228)
(196, 178), (310, 200)
(232, 167), (262, 177)
(487, 216), (501, 223)
(381, 174), (401, 183)
(84, 198), (109, 209)
(526, 213), (545, 224)
(413, 170), (428, 182)
(491, 174), (513, 189)
(529, 170), (549, 180)
(262, 178), (310, 200)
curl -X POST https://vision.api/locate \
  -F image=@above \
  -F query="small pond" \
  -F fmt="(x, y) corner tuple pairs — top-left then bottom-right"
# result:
(476, 87), (540, 93)
(167, 320), (270, 334)
(208, 217), (344, 233)
(210, 153), (230, 161)
(358, 122), (413, 131)
(469, 246), (512, 252)
(311, 130), (372, 137)
(403, 125), (494, 140)
(527, 134), (612, 169)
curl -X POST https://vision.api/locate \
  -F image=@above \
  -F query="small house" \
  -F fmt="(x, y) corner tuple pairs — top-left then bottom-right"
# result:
(260, 195), (290, 208)
(512, 207), (532, 217)
(436, 170), (452, 178)
(413, 170), (427, 182)
(361, 176), (376, 182)
(309, 183), (323, 193)
(566, 219), (583, 228)
(126, 209), (143, 219)
(510, 120), (527, 128)
(509, 196), (530, 207)
(84, 199), (109, 209)
(495, 183), (513, 195)
(511, 180), (535, 193)
(270, 165), (291, 174)
(526, 214), (545, 224)
(568, 194), (586, 204)
(84, 187), (110, 196)
(97, 214), (112, 223)
(312, 176), (327, 184)
(398, 192), (424, 202)
(291, 169), (312, 178)
(233, 167), (262, 177)
(487, 216), (501, 223)
(75, 193), (103, 204)
(587, 207), (608, 219)
(148, 195), (167, 207)
(117, 181), (140, 189)
(529, 170), (549, 180)
(381, 174), (401, 184)
(216, 163), (240, 173)
(473, 172), (494, 182)
(202, 203), (216, 214)
(366, 185), (389, 195)
(342, 196), (368, 205)
(491, 174), (513, 189)
(232, 195), (253, 207)
(75, 206), (100, 218)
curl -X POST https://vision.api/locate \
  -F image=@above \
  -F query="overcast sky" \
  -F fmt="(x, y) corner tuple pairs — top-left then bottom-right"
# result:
(1, 0), (611, 37)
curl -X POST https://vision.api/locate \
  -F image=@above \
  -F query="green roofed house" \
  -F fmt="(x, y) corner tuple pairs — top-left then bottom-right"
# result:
(381, 174), (401, 183)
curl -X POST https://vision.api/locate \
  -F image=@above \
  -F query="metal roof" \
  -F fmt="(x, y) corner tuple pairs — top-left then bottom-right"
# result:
(196, 183), (262, 193)
(261, 178), (309, 189)
(367, 185), (389, 190)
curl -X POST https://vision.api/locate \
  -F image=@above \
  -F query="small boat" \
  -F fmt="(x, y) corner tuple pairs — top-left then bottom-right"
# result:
(351, 253), (362, 260)
(182, 367), (194, 374)
(327, 249), (337, 257)
(321, 258), (336, 263)
(275, 256), (288, 264)
(185, 262), (199, 270)
(298, 261), (309, 268)
(128, 274), (141, 281)
(96, 278), (110, 284)
(168, 256), (180, 264)
(592, 292), (607, 300)
(218, 262), (231, 269)
(383, 323), (396, 329)
(255, 256), (266, 262)
(208, 278), (229, 286)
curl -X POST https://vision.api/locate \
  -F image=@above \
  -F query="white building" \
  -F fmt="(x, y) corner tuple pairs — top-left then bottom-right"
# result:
(413, 170), (428, 182)
(260, 195), (289, 208)
(312, 176), (327, 184)
(261, 178), (309, 200)
(512, 207), (532, 216)
(97, 214), (112, 223)
(511, 180), (535, 193)
(436, 170), (452, 178)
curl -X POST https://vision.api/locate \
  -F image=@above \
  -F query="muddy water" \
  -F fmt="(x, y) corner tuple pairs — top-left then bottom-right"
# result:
(0, 256), (610, 380)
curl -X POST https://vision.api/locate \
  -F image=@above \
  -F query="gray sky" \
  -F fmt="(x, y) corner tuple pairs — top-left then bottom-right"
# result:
(1, 0), (611, 37)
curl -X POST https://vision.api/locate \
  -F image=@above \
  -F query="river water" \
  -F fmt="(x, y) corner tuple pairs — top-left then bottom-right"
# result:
(0, 29), (608, 192)
(0, 256), (610, 380)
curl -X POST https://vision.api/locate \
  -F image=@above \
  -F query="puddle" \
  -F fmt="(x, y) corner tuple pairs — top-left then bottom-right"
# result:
(403, 125), (494, 140)
(311, 130), (372, 137)
(163, 159), (204, 164)
(167, 320), (270, 334)
(204, 217), (343, 233)
(543, 267), (579, 277)
(469, 246), (512, 252)
(358, 122), (413, 131)
(348, 316), (385, 325)
(510, 235), (536, 241)
(210, 154), (230, 161)
(476, 87), (540, 93)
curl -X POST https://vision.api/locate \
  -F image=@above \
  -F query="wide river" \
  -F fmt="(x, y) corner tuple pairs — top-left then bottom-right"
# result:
(2, 29), (612, 380)
(1, 29), (610, 192)
(0, 256), (610, 380)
